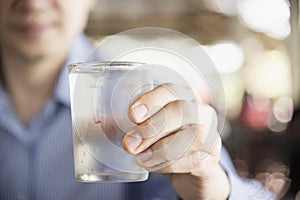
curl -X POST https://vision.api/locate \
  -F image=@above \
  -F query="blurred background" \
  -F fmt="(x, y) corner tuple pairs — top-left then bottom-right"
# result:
(85, 0), (299, 199)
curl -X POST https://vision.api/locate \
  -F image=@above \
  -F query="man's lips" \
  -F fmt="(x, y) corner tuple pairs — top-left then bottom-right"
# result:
(18, 23), (54, 37)
(9, 16), (57, 38)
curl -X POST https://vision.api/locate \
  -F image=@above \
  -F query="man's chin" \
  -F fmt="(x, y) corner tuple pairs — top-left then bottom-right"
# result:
(10, 41), (64, 62)
(3, 30), (63, 59)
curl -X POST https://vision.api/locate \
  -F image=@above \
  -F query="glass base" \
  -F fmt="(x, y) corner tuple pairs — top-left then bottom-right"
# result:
(76, 172), (149, 183)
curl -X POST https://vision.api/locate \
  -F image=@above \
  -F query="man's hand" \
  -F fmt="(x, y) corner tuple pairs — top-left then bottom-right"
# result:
(123, 83), (230, 200)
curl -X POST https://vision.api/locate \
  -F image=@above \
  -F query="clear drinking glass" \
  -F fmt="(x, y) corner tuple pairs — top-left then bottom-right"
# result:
(68, 61), (151, 182)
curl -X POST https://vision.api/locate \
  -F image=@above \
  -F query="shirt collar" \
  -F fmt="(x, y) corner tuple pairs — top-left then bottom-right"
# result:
(0, 55), (9, 113)
(54, 33), (97, 107)
(0, 33), (98, 110)
(0, 82), (11, 113)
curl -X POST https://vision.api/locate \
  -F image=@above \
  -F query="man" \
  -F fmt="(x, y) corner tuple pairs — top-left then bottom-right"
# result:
(0, 0), (274, 199)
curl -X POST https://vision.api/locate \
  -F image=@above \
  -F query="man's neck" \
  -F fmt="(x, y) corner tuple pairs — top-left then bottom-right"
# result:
(0, 49), (68, 125)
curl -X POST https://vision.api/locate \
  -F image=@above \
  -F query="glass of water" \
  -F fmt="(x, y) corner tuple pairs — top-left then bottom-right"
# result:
(68, 61), (152, 182)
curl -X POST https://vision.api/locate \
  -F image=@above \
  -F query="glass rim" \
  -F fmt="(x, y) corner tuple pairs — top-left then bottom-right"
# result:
(68, 61), (146, 73)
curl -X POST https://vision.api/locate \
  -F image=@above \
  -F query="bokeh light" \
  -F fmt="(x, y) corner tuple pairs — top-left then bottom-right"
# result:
(244, 49), (291, 99)
(203, 0), (238, 16)
(204, 41), (244, 74)
(237, 0), (290, 39)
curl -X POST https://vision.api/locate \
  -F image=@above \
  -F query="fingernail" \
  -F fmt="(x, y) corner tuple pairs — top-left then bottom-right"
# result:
(124, 133), (142, 152)
(132, 104), (148, 121)
(136, 149), (152, 162)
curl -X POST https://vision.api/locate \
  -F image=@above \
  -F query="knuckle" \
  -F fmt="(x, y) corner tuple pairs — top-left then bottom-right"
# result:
(196, 104), (218, 126)
(205, 105), (217, 119)
(136, 93), (149, 104)
(192, 153), (202, 169)
(155, 140), (174, 161)
(189, 125), (205, 147)
(180, 100), (193, 111)
(166, 100), (185, 116)
(179, 101), (200, 124)
(164, 163), (175, 173)
(163, 82), (176, 89)
(162, 85), (178, 100)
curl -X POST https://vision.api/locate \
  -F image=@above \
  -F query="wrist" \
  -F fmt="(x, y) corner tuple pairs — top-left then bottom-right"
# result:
(197, 162), (230, 200)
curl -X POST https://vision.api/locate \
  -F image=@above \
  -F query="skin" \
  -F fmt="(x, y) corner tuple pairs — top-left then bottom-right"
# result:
(0, 0), (94, 123)
(123, 84), (230, 199)
(0, 0), (230, 199)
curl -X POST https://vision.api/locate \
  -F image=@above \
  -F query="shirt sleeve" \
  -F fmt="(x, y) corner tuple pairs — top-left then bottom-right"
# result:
(219, 146), (276, 200)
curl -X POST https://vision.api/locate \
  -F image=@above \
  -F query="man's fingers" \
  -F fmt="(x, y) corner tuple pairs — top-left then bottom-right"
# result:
(131, 126), (221, 172)
(144, 151), (213, 174)
(123, 101), (217, 154)
(128, 83), (197, 124)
